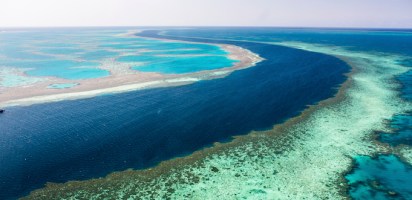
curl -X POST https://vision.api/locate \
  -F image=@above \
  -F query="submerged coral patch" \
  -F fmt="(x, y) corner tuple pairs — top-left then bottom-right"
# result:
(345, 155), (412, 200)
(379, 113), (412, 146)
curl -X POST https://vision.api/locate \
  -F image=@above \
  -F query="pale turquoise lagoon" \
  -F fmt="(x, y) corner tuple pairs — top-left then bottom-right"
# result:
(79, 50), (119, 61)
(0, 29), (236, 86)
(0, 60), (108, 80)
(132, 55), (236, 74)
(38, 47), (86, 55)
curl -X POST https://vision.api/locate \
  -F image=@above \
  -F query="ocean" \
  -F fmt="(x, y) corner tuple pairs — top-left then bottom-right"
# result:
(143, 28), (412, 199)
(1, 27), (412, 199)
(0, 28), (349, 199)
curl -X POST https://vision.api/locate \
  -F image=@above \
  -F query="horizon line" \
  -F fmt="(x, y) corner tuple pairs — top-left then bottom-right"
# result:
(1, 25), (412, 30)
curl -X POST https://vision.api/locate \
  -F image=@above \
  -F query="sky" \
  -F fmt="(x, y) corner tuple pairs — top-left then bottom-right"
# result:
(1, 0), (411, 28)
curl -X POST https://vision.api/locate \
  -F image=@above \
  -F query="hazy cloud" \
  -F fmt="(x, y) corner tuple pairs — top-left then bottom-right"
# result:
(0, 0), (411, 28)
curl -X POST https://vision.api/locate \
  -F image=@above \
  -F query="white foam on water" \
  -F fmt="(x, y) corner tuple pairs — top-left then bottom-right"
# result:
(165, 77), (200, 83)
(210, 70), (231, 76)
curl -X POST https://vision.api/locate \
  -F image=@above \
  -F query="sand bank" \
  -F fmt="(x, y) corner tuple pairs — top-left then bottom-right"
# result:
(0, 43), (262, 107)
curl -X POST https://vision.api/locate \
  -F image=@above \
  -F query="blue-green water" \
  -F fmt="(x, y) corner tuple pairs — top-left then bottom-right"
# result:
(132, 56), (236, 74)
(79, 50), (119, 61)
(1, 27), (412, 199)
(0, 29), (236, 84)
(379, 113), (412, 146)
(16, 60), (107, 80)
(346, 155), (412, 200)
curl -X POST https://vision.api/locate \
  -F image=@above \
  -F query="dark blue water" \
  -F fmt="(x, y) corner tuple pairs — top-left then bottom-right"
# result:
(162, 27), (412, 56)
(0, 29), (349, 199)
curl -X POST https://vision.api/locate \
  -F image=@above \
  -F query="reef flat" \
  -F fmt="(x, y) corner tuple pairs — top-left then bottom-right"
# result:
(22, 39), (411, 199)
(0, 30), (261, 107)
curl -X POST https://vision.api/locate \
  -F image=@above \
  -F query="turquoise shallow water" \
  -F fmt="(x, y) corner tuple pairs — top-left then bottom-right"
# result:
(398, 69), (412, 100)
(79, 50), (119, 61)
(39, 47), (85, 55)
(0, 46), (54, 60)
(129, 55), (236, 74)
(0, 29), (235, 83)
(15, 60), (107, 80)
(379, 113), (412, 146)
(0, 58), (109, 80)
(345, 155), (412, 200)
